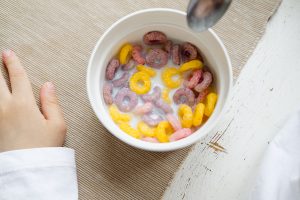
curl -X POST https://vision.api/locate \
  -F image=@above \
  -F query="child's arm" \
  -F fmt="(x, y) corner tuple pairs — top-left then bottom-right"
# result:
(0, 50), (78, 199)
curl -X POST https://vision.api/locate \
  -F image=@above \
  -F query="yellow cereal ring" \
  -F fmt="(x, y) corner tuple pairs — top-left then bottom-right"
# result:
(155, 121), (173, 143)
(136, 65), (156, 77)
(161, 67), (182, 89)
(137, 121), (155, 137)
(119, 44), (133, 65)
(162, 88), (172, 104)
(178, 104), (193, 128)
(119, 123), (141, 139)
(193, 103), (205, 126)
(129, 71), (151, 94)
(204, 92), (218, 117)
(179, 60), (203, 72)
(109, 104), (131, 124)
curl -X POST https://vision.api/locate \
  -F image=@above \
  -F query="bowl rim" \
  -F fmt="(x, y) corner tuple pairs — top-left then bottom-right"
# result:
(87, 8), (233, 152)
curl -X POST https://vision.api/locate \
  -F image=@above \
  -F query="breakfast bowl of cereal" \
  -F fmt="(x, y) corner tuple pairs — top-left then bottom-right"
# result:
(87, 8), (232, 151)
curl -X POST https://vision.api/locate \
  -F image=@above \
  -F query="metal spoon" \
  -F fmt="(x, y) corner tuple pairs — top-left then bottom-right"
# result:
(187, 0), (232, 32)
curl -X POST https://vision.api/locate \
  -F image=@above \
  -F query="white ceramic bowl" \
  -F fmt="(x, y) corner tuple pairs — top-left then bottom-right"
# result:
(87, 8), (232, 152)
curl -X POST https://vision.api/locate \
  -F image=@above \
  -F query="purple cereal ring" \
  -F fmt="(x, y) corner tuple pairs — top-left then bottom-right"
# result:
(171, 44), (181, 65)
(164, 40), (173, 57)
(134, 102), (153, 115)
(132, 45), (146, 65)
(155, 99), (173, 114)
(143, 31), (167, 45)
(146, 48), (168, 69)
(142, 113), (163, 126)
(184, 69), (203, 89)
(112, 72), (130, 87)
(141, 86), (161, 102)
(106, 58), (120, 80)
(181, 42), (198, 63)
(115, 88), (138, 112)
(194, 71), (213, 93)
(173, 88), (195, 106)
(122, 59), (135, 71)
(103, 82), (113, 105)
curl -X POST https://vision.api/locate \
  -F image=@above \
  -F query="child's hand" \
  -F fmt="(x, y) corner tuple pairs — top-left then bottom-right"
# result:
(0, 50), (67, 152)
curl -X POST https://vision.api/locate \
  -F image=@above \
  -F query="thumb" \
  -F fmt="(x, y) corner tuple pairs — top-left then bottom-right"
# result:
(40, 82), (65, 126)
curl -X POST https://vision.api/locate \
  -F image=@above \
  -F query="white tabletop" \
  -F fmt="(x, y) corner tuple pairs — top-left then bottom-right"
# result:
(164, 0), (300, 199)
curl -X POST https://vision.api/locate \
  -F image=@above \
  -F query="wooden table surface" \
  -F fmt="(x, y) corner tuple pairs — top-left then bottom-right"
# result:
(163, 0), (300, 199)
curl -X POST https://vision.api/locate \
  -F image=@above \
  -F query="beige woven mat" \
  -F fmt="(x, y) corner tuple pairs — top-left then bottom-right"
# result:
(0, 0), (281, 199)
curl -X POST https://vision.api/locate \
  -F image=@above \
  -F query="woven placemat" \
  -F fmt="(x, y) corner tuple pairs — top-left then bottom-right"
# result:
(0, 0), (281, 199)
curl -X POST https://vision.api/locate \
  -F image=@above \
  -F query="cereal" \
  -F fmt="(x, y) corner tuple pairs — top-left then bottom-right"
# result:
(104, 31), (218, 143)
(178, 104), (193, 128)
(142, 113), (163, 126)
(109, 104), (131, 124)
(137, 65), (157, 77)
(173, 88), (195, 107)
(161, 67), (182, 89)
(166, 114), (182, 131)
(183, 69), (202, 89)
(119, 122), (140, 138)
(169, 128), (192, 142)
(141, 137), (159, 143)
(119, 44), (133, 65)
(129, 71), (151, 95)
(193, 103), (205, 126)
(179, 59), (203, 72)
(132, 45), (145, 65)
(195, 88), (209, 104)
(204, 92), (218, 117)
(122, 59), (135, 71)
(115, 88), (138, 112)
(164, 40), (173, 57)
(134, 102), (153, 115)
(171, 44), (181, 65)
(112, 72), (130, 88)
(146, 48), (168, 69)
(181, 42), (198, 62)
(103, 82), (113, 105)
(155, 99), (173, 114)
(106, 58), (120, 80)
(137, 121), (155, 137)
(143, 31), (167, 45)
(194, 71), (213, 93)
(155, 121), (173, 143)
(141, 86), (161, 102)
(162, 88), (171, 104)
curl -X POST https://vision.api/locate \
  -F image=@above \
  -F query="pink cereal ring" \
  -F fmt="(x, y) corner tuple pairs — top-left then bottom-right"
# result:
(173, 88), (195, 107)
(141, 86), (161, 102)
(169, 128), (192, 142)
(155, 99), (173, 114)
(112, 72), (130, 87)
(183, 69), (202, 89)
(134, 102), (153, 115)
(103, 82), (113, 105)
(143, 31), (167, 45)
(142, 113), (163, 126)
(122, 59), (136, 71)
(132, 45), (145, 65)
(166, 114), (182, 131)
(195, 88), (209, 104)
(106, 58), (120, 80)
(115, 88), (138, 112)
(141, 137), (159, 143)
(171, 44), (181, 65)
(194, 71), (213, 93)
(146, 48), (168, 69)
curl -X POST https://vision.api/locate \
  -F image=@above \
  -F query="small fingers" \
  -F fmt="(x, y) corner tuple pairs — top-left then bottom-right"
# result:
(2, 50), (34, 99)
(0, 51), (10, 97)
(40, 82), (66, 132)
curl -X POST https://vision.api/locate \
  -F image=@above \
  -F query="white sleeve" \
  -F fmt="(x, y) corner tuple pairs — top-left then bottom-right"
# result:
(0, 147), (78, 200)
